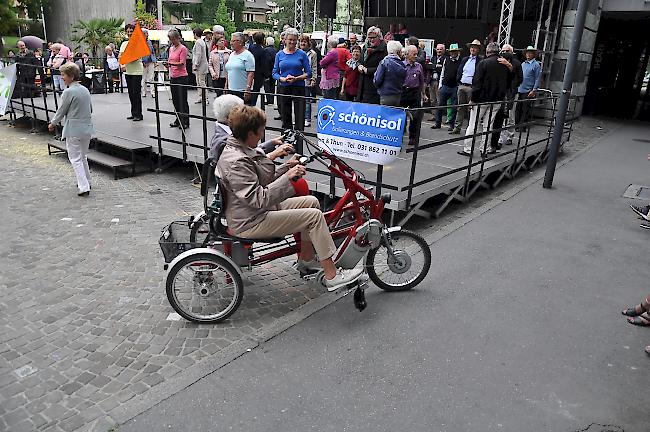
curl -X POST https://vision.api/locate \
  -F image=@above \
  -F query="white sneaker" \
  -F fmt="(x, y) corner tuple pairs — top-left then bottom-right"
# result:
(322, 268), (364, 292)
(304, 121), (311, 127)
(296, 258), (321, 275)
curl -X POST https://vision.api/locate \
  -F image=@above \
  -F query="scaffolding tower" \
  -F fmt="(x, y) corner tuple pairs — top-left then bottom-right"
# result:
(295, 0), (305, 33)
(497, 0), (515, 45)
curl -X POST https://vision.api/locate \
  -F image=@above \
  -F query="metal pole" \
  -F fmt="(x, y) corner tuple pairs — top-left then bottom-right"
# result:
(543, 0), (589, 189)
(40, 5), (48, 42)
(157, 0), (163, 27)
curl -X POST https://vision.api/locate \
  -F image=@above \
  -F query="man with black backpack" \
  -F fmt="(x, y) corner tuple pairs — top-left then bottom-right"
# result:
(248, 32), (267, 107)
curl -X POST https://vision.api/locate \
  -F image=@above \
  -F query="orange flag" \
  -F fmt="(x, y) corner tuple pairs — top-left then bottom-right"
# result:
(119, 22), (151, 65)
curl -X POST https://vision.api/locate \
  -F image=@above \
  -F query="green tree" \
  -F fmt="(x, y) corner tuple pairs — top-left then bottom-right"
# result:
(134, 0), (161, 29)
(71, 18), (123, 63)
(225, 0), (243, 32)
(215, 0), (235, 38)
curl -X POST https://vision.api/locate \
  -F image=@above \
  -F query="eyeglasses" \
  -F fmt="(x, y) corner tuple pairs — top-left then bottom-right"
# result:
(367, 35), (378, 40)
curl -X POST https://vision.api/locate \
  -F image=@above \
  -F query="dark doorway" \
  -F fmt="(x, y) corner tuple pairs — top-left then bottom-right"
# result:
(584, 14), (650, 121)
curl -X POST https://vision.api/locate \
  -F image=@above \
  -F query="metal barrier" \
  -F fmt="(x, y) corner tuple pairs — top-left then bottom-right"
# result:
(147, 80), (578, 224)
(2, 68), (578, 224)
(1, 57), (131, 130)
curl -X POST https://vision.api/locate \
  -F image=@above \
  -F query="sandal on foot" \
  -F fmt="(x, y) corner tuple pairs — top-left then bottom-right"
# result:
(622, 297), (650, 317)
(627, 313), (650, 326)
(622, 304), (647, 317)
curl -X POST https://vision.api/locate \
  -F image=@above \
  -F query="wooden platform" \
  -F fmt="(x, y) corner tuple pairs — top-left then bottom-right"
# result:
(9, 89), (567, 221)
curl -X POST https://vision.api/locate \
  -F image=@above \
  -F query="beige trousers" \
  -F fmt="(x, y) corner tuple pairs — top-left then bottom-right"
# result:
(237, 196), (337, 260)
(195, 72), (208, 103)
(141, 63), (155, 96)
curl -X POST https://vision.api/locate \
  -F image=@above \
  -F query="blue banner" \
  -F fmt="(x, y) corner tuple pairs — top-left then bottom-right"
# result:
(316, 99), (406, 165)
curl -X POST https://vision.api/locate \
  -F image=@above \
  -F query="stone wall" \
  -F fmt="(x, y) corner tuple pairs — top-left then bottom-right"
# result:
(547, 0), (603, 115)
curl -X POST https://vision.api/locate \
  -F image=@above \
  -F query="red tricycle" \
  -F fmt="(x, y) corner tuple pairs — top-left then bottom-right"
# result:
(159, 131), (431, 323)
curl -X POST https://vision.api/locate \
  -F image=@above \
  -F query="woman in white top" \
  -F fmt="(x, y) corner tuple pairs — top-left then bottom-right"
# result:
(48, 63), (95, 196)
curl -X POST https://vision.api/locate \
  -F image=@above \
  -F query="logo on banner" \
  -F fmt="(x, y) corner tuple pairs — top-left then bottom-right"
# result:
(318, 104), (336, 130)
(316, 99), (406, 165)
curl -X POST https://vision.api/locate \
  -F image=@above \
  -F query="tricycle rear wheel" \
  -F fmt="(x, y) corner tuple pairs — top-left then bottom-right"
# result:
(166, 252), (243, 323)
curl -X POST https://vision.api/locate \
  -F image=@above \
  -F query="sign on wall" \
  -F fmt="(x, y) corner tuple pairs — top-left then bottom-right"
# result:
(316, 99), (406, 165)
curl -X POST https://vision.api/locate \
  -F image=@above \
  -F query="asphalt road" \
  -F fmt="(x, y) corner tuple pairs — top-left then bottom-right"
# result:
(122, 122), (650, 432)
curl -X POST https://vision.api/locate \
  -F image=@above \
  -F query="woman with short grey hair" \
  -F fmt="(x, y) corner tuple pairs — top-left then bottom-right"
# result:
(208, 94), (292, 162)
(272, 27), (312, 130)
(225, 32), (255, 104)
(373, 40), (406, 106)
(48, 62), (94, 196)
(319, 36), (341, 99)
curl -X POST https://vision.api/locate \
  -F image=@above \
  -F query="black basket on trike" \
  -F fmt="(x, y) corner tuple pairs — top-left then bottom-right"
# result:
(159, 221), (204, 264)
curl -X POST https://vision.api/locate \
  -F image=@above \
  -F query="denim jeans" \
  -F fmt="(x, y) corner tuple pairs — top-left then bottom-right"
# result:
(305, 86), (315, 120)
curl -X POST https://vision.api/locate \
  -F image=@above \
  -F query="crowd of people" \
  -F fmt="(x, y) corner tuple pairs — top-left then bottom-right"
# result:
(5, 22), (543, 153)
(165, 23), (543, 154)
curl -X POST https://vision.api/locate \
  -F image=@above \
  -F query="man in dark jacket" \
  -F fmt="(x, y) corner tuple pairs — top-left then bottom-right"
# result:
(357, 26), (387, 104)
(263, 36), (278, 106)
(459, 42), (512, 156)
(495, 44), (523, 148)
(432, 43), (461, 129)
(427, 43), (447, 122)
(451, 39), (484, 134)
(13, 41), (38, 99)
(248, 32), (266, 107)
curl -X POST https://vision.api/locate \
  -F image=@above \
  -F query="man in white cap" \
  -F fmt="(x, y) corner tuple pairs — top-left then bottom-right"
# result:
(451, 39), (483, 134)
(515, 45), (541, 130)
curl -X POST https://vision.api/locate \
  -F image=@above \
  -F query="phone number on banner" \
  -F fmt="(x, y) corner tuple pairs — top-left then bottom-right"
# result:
(318, 134), (400, 165)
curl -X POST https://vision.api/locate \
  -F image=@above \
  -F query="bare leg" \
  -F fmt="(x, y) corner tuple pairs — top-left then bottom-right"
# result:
(299, 239), (315, 261)
(320, 259), (337, 279)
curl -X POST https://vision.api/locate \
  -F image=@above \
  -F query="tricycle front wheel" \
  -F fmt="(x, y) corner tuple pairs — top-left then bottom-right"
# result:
(366, 229), (431, 291)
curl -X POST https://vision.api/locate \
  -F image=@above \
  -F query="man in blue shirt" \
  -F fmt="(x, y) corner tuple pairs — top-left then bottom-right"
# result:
(451, 39), (483, 134)
(515, 46), (541, 130)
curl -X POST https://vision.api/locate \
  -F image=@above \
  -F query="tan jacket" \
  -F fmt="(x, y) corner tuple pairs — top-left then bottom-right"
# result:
(217, 136), (294, 233)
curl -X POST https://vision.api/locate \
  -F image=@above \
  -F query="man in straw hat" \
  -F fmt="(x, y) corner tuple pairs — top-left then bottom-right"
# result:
(431, 42), (461, 130)
(451, 39), (483, 134)
(515, 45), (541, 130)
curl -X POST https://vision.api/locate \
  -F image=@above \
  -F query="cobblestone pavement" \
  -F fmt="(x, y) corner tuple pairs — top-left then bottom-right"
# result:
(0, 115), (613, 432)
(0, 120), (324, 432)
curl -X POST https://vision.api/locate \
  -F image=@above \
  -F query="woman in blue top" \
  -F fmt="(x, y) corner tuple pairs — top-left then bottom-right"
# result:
(272, 27), (312, 131)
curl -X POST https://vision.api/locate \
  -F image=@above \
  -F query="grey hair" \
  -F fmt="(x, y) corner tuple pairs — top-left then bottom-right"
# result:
(386, 40), (403, 56)
(59, 62), (80, 81)
(213, 25), (225, 34)
(405, 44), (418, 54)
(284, 27), (299, 38)
(266, 36), (275, 46)
(486, 42), (499, 55)
(231, 32), (244, 42)
(501, 43), (513, 52)
(366, 26), (382, 39)
(142, 28), (148, 36)
(212, 94), (244, 123)
(167, 28), (181, 40)
(327, 36), (338, 48)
